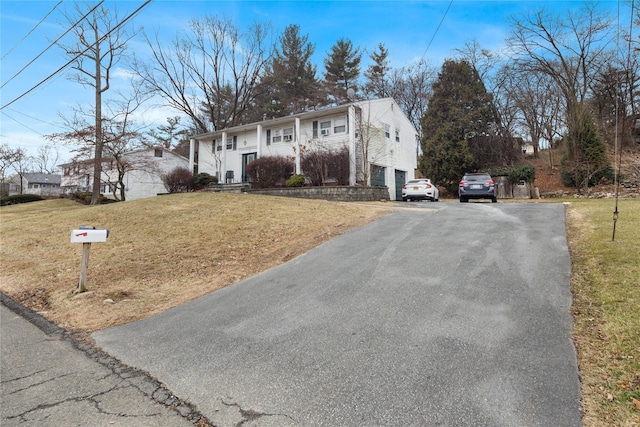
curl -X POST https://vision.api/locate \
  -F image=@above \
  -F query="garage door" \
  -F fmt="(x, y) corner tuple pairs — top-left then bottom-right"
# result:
(394, 170), (406, 201)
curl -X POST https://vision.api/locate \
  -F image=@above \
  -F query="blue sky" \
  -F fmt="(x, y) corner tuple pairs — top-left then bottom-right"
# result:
(0, 0), (625, 163)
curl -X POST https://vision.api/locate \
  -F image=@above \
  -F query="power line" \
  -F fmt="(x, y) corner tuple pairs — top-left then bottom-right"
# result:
(0, 111), (46, 135)
(1, 0), (63, 61)
(0, 0), (153, 111)
(1, 1), (105, 90)
(419, 0), (454, 62)
(3, 106), (67, 129)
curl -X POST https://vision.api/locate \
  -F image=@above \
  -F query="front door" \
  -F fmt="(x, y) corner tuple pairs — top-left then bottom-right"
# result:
(242, 153), (257, 182)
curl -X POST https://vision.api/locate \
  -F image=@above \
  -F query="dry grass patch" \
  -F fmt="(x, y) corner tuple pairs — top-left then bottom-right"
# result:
(566, 199), (640, 426)
(1, 193), (388, 331)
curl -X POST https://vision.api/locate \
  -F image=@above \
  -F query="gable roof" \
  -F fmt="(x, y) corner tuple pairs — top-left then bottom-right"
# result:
(22, 173), (61, 185)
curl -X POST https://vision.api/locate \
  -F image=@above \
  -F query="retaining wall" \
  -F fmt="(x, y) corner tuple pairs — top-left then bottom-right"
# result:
(246, 186), (391, 202)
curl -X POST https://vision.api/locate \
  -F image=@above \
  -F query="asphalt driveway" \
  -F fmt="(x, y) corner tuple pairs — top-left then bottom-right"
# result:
(93, 202), (581, 426)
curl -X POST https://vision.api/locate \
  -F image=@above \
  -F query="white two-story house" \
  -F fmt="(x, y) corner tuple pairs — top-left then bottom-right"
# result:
(59, 147), (189, 201)
(189, 98), (418, 201)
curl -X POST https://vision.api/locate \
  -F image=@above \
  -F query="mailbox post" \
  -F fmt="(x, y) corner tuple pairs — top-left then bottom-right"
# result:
(70, 226), (109, 293)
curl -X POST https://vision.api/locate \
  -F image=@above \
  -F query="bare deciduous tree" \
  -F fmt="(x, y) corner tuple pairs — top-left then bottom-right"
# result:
(354, 104), (387, 186)
(58, 3), (137, 204)
(0, 144), (28, 195)
(132, 16), (272, 133)
(33, 145), (61, 174)
(48, 87), (152, 201)
(496, 63), (565, 162)
(455, 38), (502, 83)
(387, 59), (436, 142)
(507, 3), (614, 189)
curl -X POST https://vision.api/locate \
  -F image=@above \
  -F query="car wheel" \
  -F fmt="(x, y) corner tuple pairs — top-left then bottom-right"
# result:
(460, 197), (468, 203)
(402, 197), (407, 202)
(491, 197), (497, 203)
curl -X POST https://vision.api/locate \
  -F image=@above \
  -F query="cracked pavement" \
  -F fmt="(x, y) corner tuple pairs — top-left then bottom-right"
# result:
(1, 295), (209, 427)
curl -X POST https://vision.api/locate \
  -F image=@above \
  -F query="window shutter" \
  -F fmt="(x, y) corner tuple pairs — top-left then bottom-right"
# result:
(313, 121), (318, 138)
(267, 129), (271, 146)
(233, 136), (237, 150)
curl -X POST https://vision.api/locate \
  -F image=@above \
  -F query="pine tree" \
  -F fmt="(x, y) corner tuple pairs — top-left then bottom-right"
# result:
(323, 38), (362, 104)
(363, 43), (390, 98)
(260, 25), (322, 117)
(561, 104), (609, 190)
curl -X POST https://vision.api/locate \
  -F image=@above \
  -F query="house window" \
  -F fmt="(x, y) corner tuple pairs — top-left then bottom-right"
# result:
(227, 135), (238, 151)
(320, 121), (331, 136)
(154, 149), (163, 157)
(283, 127), (293, 142)
(384, 124), (391, 139)
(334, 117), (346, 133)
(64, 167), (70, 176)
(312, 121), (318, 138)
(272, 129), (282, 143)
(395, 129), (400, 142)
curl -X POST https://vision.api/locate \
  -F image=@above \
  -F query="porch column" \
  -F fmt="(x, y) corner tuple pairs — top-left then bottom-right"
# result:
(348, 105), (357, 185)
(189, 138), (196, 174)
(295, 117), (301, 174)
(221, 131), (227, 183)
(256, 124), (263, 157)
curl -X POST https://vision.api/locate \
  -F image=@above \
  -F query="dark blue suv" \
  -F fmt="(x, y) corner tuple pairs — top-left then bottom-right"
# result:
(459, 173), (497, 203)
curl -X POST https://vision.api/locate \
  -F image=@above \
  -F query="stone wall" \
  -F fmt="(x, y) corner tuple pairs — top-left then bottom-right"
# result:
(245, 186), (391, 202)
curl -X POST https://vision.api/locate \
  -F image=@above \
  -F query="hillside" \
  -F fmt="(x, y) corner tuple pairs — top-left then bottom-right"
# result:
(530, 147), (640, 198)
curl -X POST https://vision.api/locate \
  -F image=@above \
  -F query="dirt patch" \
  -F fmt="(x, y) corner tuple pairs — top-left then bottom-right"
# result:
(14, 288), (50, 312)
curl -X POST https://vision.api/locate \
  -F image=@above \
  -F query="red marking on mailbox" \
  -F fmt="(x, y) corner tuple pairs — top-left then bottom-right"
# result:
(76, 232), (88, 237)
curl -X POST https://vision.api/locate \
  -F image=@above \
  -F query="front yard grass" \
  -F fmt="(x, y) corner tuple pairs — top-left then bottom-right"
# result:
(565, 198), (640, 426)
(0, 193), (388, 331)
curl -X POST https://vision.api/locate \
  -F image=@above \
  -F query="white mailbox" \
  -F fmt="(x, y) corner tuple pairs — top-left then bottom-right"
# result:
(70, 228), (109, 243)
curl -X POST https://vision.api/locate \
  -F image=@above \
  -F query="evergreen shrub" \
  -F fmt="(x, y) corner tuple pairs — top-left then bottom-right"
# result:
(0, 194), (44, 206)
(286, 174), (306, 187)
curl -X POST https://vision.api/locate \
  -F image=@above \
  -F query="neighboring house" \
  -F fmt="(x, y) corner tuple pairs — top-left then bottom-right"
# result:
(189, 97), (419, 201)
(59, 147), (189, 201)
(7, 173), (62, 197)
(521, 142), (535, 156)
